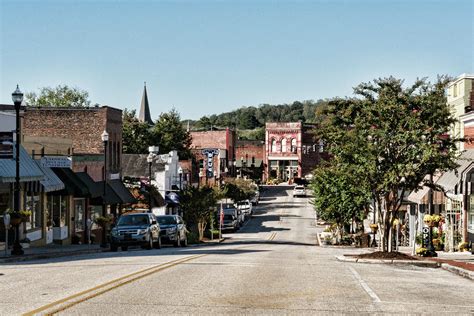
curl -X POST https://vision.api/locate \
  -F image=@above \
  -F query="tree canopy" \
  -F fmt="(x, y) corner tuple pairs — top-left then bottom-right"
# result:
(25, 85), (91, 107)
(314, 76), (461, 252)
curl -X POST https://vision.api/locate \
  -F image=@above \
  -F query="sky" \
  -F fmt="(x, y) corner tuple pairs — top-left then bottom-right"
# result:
(1, 0), (473, 121)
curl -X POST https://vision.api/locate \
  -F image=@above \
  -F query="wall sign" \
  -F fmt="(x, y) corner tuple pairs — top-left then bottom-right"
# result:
(40, 156), (72, 168)
(202, 148), (219, 178)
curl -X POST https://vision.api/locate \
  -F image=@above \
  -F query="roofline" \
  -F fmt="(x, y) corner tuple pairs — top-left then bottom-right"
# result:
(448, 73), (474, 86)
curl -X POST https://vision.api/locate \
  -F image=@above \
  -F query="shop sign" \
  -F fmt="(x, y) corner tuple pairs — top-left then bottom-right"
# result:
(0, 132), (13, 159)
(40, 156), (72, 168)
(202, 148), (219, 178)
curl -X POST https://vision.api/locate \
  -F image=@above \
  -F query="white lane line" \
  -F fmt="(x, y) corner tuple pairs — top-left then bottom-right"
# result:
(348, 266), (381, 303)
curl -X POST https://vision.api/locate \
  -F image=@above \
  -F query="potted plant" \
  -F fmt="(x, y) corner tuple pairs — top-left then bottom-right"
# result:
(94, 215), (113, 229)
(458, 241), (469, 252)
(369, 223), (378, 233)
(423, 214), (442, 227)
(19, 210), (32, 222)
(416, 247), (428, 257)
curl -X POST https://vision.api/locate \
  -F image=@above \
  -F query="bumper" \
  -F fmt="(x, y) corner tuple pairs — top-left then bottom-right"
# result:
(160, 233), (179, 243)
(111, 234), (149, 246)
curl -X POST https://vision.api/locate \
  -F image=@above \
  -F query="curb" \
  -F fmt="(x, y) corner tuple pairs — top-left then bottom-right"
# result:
(188, 238), (226, 247)
(336, 255), (440, 268)
(0, 248), (107, 264)
(440, 263), (474, 281)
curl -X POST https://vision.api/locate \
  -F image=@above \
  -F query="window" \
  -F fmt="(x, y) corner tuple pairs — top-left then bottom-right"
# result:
(453, 83), (458, 97)
(74, 199), (86, 232)
(282, 139), (287, 152)
(291, 139), (297, 153)
(25, 193), (41, 231)
(271, 139), (277, 152)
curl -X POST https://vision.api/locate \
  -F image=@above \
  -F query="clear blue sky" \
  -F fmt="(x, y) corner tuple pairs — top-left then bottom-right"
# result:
(1, 0), (473, 120)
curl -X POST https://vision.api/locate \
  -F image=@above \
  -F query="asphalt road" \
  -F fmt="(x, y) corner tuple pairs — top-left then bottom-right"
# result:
(1, 185), (473, 315)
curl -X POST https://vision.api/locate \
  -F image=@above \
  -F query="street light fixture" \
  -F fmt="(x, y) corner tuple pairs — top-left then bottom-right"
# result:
(100, 130), (109, 248)
(147, 152), (154, 213)
(11, 85), (23, 256)
(178, 166), (183, 189)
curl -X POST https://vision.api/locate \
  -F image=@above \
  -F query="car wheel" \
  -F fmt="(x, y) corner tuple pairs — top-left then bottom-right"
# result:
(121, 246), (128, 251)
(110, 243), (118, 252)
(156, 236), (162, 249)
(146, 234), (153, 250)
(174, 234), (181, 247)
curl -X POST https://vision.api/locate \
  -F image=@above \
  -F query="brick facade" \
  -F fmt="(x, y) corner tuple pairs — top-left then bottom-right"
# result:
(22, 106), (122, 181)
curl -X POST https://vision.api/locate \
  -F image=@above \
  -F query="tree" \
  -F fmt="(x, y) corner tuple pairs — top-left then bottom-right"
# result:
(180, 185), (221, 241)
(311, 163), (371, 242)
(224, 178), (256, 203)
(152, 109), (193, 159)
(122, 109), (153, 154)
(25, 85), (91, 107)
(316, 76), (460, 252)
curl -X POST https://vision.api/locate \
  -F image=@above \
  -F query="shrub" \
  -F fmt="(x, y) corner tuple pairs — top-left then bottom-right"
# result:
(416, 247), (428, 256)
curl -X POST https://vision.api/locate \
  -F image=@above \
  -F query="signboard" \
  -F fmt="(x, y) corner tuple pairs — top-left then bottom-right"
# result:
(40, 156), (72, 168)
(202, 148), (219, 178)
(0, 132), (13, 159)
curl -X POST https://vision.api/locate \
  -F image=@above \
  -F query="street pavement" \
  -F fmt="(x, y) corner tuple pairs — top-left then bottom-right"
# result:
(1, 185), (473, 315)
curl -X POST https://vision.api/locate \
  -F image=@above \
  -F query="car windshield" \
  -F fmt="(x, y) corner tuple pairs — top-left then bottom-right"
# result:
(295, 186), (305, 190)
(117, 214), (149, 226)
(157, 216), (177, 225)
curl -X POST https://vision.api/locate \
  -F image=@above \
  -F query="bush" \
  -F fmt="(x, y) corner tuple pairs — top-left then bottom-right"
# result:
(187, 231), (200, 244)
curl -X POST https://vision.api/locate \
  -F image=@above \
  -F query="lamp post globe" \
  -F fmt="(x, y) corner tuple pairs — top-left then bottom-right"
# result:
(178, 166), (183, 189)
(11, 85), (24, 256)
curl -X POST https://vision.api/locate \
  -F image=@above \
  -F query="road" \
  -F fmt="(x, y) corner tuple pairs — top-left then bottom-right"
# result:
(1, 186), (473, 315)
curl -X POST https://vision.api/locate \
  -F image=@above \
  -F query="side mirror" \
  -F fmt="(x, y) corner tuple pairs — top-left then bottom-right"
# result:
(151, 220), (157, 225)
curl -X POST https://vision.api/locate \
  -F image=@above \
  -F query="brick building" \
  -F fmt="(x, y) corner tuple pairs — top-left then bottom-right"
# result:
(264, 122), (325, 182)
(235, 140), (265, 182)
(189, 128), (236, 185)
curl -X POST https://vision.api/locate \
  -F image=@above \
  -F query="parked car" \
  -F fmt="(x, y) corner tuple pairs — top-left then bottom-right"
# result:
(221, 213), (239, 232)
(293, 185), (307, 197)
(250, 190), (260, 205)
(236, 200), (253, 218)
(223, 206), (244, 228)
(110, 213), (161, 251)
(156, 215), (188, 247)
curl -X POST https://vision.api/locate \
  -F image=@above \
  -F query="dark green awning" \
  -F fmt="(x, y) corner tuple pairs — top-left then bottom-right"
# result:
(90, 181), (122, 205)
(51, 168), (89, 197)
(75, 172), (102, 198)
(109, 179), (136, 204)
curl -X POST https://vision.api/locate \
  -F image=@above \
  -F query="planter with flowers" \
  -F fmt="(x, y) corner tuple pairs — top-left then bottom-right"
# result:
(423, 214), (442, 227)
(369, 223), (378, 233)
(416, 247), (429, 257)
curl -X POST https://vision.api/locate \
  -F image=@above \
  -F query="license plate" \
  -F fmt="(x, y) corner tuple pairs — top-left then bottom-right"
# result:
(124, 234), (132, 240)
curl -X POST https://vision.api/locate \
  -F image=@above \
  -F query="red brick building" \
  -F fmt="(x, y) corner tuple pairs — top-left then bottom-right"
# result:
(264, 122), (325, 182)
(235, 140), (265, 181)
(189, 128), (236, 185)
(23, 106), (122, 180)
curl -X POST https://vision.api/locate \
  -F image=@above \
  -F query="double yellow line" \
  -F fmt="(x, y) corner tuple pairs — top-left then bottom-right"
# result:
(23, 254), (206, 316)
(268, 232), (277, 241)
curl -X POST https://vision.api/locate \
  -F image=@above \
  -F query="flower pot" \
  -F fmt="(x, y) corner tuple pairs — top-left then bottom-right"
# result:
(10, 216), (22, 226)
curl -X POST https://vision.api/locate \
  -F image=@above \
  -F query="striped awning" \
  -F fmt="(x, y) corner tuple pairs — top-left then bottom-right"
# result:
(437, 150), (474, 192)
(34, 161), (65, 192)
(0, 144), (44, 183)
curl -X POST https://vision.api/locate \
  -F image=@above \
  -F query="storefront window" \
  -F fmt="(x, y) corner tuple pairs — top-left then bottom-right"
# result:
(25, 193), (41, 231)
(51, 195), (69, 227)
(469, 195), (474, 231)
(0, 185), (11, 214)
(74, 199), (86, 232)
(90, 205), (102, 230)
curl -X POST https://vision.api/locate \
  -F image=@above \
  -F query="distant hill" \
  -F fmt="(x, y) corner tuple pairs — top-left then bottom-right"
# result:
(184, 99), (328, 140)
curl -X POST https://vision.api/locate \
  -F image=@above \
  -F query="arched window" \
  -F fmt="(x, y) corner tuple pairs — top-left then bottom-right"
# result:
(282, 139), (287, 152)
(271, 139), (277, 152)
(291, 138), (297, 153)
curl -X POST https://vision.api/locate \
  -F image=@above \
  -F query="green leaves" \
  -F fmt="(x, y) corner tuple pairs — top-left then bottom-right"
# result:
(25, 85), (91, 107)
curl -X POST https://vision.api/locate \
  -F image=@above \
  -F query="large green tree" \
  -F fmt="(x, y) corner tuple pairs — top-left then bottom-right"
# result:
(223, 178), (256, 203)
(152, 109), (193, 159)
(122, 109), (153, 154)
(316, 76), (460, 252)
(25, 85), (91, 107)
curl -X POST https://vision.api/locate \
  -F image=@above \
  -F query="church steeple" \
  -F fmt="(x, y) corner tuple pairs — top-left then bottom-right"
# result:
(139, 82), (153, 125)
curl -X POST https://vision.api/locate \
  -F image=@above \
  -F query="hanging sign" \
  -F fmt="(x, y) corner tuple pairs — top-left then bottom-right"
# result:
(202, 148), (219, 178)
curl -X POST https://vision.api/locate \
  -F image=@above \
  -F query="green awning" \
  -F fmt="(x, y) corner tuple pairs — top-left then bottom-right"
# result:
(108, 179), (136, 204)
(51, 168), (89, 197)
(75, 172), (102, 198)
(0, 145), (44, 183)
(90, 181), (122, 205)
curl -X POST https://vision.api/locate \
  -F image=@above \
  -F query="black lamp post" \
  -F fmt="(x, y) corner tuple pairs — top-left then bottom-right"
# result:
(147, 153), (154, 213)
(101, 130), (109, 248)
(426, 173), (437, 257)
(11, 85), (24, 256)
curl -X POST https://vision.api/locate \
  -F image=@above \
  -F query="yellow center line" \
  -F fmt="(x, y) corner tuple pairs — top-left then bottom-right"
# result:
(23, 254), (206, 316)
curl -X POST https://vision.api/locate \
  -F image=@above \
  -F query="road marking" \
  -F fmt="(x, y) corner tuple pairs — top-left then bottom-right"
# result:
(268, 232), (277, 241)
(23, 254), (206, 316)
(348, 266), (381, 303)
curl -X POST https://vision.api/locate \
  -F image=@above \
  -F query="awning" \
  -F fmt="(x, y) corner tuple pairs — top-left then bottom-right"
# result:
(34, 161), (65, 192)
(0, 145), (44, 183)
(165, 192), (180, 205)
(51, 168), (89, 197)
(406, 174), (441, 204)
(89, 181), (122, 205)
(437, 150), (474, 192)
(75, 172), (102, 198)
(108, 179), (136, 204)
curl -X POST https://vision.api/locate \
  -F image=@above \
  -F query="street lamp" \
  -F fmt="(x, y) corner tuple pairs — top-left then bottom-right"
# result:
(100, 130), (109, 248)
(178, 166), (183, 189)
(11, 85), (23, 256)
(147, 152), (154, 213)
